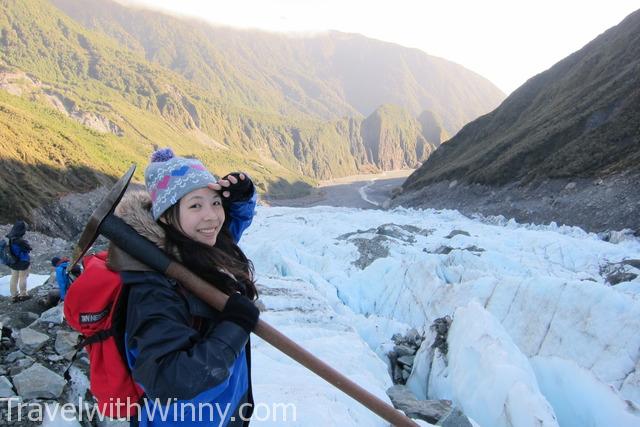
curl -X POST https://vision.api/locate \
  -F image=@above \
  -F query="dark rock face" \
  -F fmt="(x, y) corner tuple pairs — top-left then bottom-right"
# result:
(431, 316), (452, 356)
(29, 185), (110, 240)
(338, 223), (432, 269)
(385, 328), (473, 426)
(600, 259), (640, 286)
(388, 329), (425, 385)
(393, 172), (640, 233)
(387, 384), (452, 424)
(436, 407), (474, 427)
(29, 183), (146, 240)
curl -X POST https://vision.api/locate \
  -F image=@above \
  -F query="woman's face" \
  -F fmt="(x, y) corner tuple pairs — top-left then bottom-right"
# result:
(177, 187), (225, 246)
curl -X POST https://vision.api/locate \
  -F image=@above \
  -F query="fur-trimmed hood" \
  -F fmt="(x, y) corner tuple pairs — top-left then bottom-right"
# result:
(114, 191), (166, 250)
(107, 191), (177, 271)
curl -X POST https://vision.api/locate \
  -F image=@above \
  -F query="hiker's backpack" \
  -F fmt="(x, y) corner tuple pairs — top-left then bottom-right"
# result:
(0, 238), (17, 267)
(13, 241), (30, 262)
(63, 251), (144, 419)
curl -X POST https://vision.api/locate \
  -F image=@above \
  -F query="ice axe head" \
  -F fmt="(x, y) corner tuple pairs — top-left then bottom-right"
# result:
(70, 164), (136, 269)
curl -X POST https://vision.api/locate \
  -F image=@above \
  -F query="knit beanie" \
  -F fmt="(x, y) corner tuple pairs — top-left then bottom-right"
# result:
(144, 148), (217, 220)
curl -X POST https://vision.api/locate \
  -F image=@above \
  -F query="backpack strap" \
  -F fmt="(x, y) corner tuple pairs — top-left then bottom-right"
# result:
(62, 327), (117, 380)
(75, 327), (117, 349)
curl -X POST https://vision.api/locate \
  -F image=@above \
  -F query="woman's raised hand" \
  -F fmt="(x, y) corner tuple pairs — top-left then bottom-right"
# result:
(208, 173), (252, 201)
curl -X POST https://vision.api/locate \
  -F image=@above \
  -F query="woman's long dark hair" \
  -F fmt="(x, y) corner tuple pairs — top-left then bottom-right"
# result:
(160, 202), (258, 300)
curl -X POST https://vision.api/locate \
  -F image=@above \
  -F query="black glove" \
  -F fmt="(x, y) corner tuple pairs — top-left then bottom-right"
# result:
(219, 293), (259, 333)
(221, 172), (254, 203)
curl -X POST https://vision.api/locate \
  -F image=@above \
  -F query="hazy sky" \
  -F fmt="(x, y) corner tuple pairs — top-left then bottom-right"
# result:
(123, 0), (639, 94)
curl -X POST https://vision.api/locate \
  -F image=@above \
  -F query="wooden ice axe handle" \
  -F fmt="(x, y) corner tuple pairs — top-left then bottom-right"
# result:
(100, 214), (418, 426)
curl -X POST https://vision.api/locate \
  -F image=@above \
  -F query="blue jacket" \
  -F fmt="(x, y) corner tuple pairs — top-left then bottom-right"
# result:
(55, 261), (70, 301)
(124, 189), (257, 427)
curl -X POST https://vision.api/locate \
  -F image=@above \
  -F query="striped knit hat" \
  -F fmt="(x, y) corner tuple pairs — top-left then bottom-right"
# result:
(144, 148), (217, 220)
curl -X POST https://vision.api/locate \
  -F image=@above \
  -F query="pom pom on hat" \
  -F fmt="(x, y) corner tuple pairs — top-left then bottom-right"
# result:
(150, 147), (175, 163)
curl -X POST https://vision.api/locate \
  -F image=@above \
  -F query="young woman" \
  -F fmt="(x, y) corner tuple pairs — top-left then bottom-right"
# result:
(112, 148), (260, 426)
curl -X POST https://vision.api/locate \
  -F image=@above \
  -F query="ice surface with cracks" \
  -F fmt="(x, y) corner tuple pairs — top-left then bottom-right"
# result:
(34, 204), (640, 426)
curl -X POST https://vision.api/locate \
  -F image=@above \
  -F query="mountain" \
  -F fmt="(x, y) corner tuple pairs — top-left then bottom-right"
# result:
(0, 0), (503, 228)
(403, 10), (640, 188)
(0, 0), (316, 224)
(360, 104), (435, 170)
(417, 110), (449, 148)
(50, 0), (504, 136)
(397, 9), (640, 232)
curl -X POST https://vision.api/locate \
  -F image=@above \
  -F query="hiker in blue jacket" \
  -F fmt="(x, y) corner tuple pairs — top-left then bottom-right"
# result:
(6, 220), (32, 303)
(51, 256), (82, 301)
(109, 148), (259, 426)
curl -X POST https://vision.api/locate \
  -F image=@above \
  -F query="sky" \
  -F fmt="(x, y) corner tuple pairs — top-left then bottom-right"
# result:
(121, 0), (640, 94)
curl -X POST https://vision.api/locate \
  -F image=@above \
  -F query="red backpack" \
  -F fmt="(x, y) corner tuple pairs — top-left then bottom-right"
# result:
(64, 251), (144, 419)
